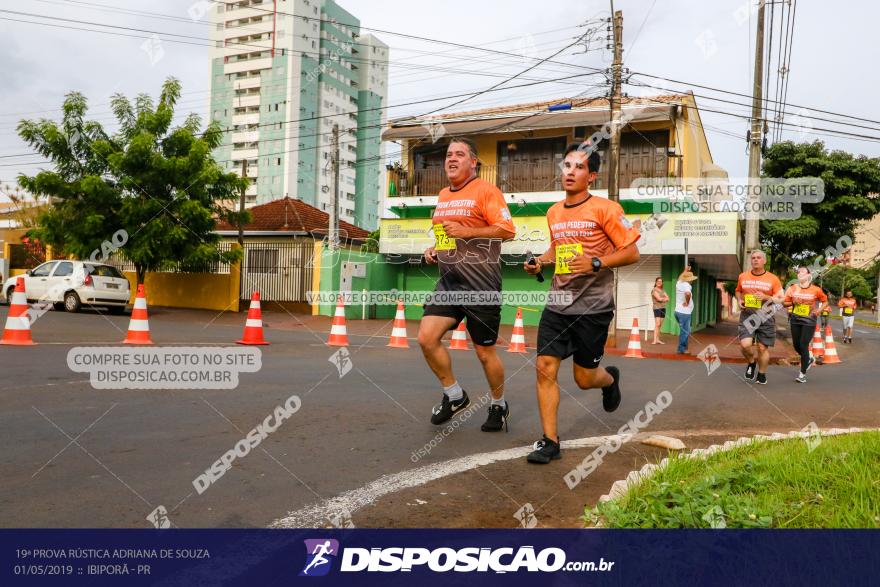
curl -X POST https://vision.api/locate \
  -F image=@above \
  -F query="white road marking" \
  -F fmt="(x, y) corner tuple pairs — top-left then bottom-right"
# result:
(268, 434), (620, 528)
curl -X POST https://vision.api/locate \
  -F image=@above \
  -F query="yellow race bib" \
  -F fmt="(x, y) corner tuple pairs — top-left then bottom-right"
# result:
(743, 293), (762, 309)
(554, 243), (583, 275)
(843, 307), (854, 316)
(433, 224), (456, 251)
(793, 303), (810, 317)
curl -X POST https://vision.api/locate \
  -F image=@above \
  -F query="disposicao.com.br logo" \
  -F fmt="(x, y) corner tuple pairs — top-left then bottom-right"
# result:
(299, 540), (614, 575)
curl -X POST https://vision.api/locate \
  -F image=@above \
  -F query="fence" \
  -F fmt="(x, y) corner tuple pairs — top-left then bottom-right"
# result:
(105, 242), (235, 274)
(240, 241), (315, 303)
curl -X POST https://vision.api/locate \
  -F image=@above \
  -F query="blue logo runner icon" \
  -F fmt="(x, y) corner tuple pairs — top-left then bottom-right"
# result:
(300, 539), (339, 576)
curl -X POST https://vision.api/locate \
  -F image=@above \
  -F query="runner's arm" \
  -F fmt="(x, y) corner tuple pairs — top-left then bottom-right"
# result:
(598, 242), (640, 269)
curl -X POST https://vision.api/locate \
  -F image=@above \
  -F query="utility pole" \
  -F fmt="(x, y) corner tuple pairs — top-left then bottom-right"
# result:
(743, 0), (766, 270)
(606, 7), (623, 347)
(329, 124), (341, 250)
(238, 158), (248, 248)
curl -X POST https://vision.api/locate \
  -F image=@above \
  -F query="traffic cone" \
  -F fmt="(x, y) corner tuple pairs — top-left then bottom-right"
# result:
(387, 301), (409, 348)
(449, 321), (470, 350)
(624, 317), (644, 358)
(1, 277), (36, 345)
(811, 323), (825, 361)
(822, 325), (841, 364)
(507, 308), (527, 353)
(327, 295), (349, 347)
(123, 284), (152, 344)
(237, 291), (269, 345)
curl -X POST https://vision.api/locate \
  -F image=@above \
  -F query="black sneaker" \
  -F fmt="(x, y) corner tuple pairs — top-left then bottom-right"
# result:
(527, 435), (561, 464)
(601, 366), (621, 413)
(745, 362), (757, 381)
(756, 373), (767, 385)
(481, 402), (509, 432)
(430, 390), (470, 425)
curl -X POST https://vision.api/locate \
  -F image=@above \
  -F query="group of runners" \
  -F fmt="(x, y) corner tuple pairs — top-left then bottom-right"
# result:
(416, 137), (859, 464)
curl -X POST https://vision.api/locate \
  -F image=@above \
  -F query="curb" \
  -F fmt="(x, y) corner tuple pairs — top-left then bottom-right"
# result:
(596, 426), (870, 505)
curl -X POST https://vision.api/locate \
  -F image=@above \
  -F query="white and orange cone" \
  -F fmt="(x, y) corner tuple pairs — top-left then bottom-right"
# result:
(507, 308), (527, 353)
(811, 323), (825, 360)
(237, 291), (269, 345)
(822, 325), (841, 364)
(624, 317), (644, 358)
(327, 295), (349, 347)
(1, 277), (36, 346)
(387, 301), (409, 349)
(123, 284), (153, 344)
(449, 321), (470, 350)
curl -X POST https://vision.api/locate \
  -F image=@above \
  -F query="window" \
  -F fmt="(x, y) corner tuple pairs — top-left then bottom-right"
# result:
(52, 262), (74, 277)
(247, 249), (279, 274)
(85, 264), (124, 278)
(31, 262), (57, 278)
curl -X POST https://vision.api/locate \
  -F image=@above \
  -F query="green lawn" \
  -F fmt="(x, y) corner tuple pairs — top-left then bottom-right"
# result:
(588, 431), (880, 528)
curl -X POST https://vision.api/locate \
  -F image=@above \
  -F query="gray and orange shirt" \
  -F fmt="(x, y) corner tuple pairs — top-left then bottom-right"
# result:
(544, 195), (640, 315)
(431, 177), (515, 294)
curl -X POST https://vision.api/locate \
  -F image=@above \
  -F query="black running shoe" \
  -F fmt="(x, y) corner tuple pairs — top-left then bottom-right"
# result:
(745, 362), (757, 381)
(601, 366), (621, 413)
(481, 402), (509, 432)
(756, 373), (767, 385)
(526, 435), (561, 464)
(430, 390), (470, 425)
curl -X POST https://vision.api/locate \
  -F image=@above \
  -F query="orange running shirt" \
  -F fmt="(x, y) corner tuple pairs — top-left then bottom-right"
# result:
(545, 195), (640, 314)
(735, 270), (783, 314)
(784, 284), (827, 323)
(431, 177), (515, 294)
(838, 297), (858, 316)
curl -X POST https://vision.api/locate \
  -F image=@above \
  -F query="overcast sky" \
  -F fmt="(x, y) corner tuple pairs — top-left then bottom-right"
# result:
(2, 0), (879, 202)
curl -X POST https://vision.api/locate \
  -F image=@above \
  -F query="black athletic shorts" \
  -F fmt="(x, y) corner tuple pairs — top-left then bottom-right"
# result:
(537, 309), (614, 368)
(422, 303), (501, 347)
(653, 308), (666, 318)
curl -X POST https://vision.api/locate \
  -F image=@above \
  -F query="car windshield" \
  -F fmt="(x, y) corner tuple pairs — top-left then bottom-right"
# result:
(85, 264), (124, 279)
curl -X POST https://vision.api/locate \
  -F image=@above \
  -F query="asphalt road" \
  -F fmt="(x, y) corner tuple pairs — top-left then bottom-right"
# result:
(1, 306), (878, 528)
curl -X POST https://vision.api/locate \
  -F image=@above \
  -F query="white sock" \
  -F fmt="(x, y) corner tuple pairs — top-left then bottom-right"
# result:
(443, 381), (463, 401)
(491, 397), (506, 408)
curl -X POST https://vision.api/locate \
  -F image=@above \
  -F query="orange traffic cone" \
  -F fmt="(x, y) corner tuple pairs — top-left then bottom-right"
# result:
(507, 308), (526, 353)
(327, 295), (349, 347)
(123, 284), (152, 344)
(624, 317), (644, 358)
(449, 321), (470, 350)
(387, 301), (409, 348)
(822, 325), (841, 364)
(811, 323), (825, 360)
(237, 291), (269, 345)
(1, 277), (36, 345)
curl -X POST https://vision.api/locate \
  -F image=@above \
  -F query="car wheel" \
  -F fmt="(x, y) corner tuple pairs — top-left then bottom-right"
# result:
(64, 291), (82, 313)
(5, 287), (13, 305)
(53, 302), (65, 311)
(108, 305), (127, 315)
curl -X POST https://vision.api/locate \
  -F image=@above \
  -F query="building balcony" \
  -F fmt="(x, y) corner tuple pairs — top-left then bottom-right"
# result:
(231, 130), (260, 144)
(232, 94), (261, 108)
(233, 76), (262, 91)
(232, 112), (261, 126)
(224, 57), (273, 75)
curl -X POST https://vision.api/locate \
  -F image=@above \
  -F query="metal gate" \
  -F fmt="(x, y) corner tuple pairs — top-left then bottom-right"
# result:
(240, 241), (315, 303)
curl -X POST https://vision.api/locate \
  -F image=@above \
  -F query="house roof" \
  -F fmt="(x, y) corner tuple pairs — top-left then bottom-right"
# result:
(215, 197), (370, 241)
(383, 93), (690, 140)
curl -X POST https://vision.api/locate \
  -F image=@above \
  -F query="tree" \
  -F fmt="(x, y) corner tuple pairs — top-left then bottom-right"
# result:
(17, 77), (249, 284)
(820, 265), (872, 300)
(760, 141), (880, 274)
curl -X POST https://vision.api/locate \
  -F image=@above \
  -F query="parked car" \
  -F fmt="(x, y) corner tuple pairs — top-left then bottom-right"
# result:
(1, 260), (130, 313)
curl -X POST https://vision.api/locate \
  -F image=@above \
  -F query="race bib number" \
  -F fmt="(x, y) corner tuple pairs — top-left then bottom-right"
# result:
(743, 294), (762, 309)
(793, 303), (811, 317)
(433, 224), (456, 251)
(843, 307), (854, 316)
(555, 243), (583, 275)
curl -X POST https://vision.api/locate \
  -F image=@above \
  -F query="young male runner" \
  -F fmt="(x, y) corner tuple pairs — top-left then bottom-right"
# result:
(419, 138), (516, 431)
(783, 266), (827, 383)
(735, 250), (784, 385)
(838, 290), (857, 343)
(523, 143), (640, 464)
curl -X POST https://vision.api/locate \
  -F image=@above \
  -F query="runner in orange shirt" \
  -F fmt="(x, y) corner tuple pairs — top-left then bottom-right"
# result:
(523, 143), (640, 464)
(735, 250), (784, 385)
(783, 266), (827, 383)
(838, 290), (858, 343)
(420, 138), (516, 432)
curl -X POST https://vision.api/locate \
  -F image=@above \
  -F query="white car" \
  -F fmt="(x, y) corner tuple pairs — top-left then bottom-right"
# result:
(2, 260), (130, 314)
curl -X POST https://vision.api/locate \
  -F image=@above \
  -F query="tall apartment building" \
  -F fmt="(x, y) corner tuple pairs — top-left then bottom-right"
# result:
(209, 0), (388, 230)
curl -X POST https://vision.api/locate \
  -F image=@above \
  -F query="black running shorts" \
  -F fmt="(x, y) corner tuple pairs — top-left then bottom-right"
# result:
(422, 303), (502, 347)
(537, 309), (614, 368)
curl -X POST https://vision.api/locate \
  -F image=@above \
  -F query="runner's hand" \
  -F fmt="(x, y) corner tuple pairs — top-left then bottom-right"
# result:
(424, 246), (438, 265)
(442, 221), (468, 239)
(567, 253), (592, 274)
